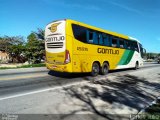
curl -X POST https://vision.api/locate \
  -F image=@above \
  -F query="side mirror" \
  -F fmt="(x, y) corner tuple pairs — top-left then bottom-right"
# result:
(143, 48), (146, 54)
(142, 48), (146, 59)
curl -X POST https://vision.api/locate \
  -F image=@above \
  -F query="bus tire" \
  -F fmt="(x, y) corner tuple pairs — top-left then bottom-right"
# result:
(100, 62), (109, 75)
(91, 62), (100, 76)
(134, 62), (139, 70)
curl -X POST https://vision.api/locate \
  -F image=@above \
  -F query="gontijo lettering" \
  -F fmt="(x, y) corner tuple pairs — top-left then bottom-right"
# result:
(46, 36), (65, 42)
(97, 48), (119, 55)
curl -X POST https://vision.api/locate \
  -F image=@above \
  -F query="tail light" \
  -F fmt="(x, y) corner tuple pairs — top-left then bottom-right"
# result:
(64, 50), (70, 64)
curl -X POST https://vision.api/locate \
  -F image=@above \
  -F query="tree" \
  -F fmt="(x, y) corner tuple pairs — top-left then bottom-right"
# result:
(34, 28), (45, 40)
(0, 28), (45, 64)
(157, 53), (160, 60)
(0, 36), (11, 52)
(25, 30), (45, 64)
(146, 53), (159, 60)
(0, 36), (26, 63)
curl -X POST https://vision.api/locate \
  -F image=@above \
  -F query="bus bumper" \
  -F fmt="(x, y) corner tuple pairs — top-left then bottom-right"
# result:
(46, 63), (72, 72)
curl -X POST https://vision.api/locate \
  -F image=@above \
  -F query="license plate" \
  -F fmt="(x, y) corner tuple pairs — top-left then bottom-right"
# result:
(52, 65), (57, 68)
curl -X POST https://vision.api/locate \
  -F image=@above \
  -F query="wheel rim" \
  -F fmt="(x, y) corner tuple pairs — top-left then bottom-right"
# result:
(135, 63), (139, 69)
(103, 66), (108, 74)
(92, 63), (99, 75)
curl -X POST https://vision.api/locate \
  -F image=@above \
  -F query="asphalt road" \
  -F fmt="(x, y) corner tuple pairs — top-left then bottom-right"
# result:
(0, 62), (159, 98)
(0, 62), (159, 120)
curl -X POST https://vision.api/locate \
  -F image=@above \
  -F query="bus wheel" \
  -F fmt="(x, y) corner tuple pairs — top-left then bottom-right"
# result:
(91, 62), (100, 76)
(134, 62), (139, 70)
(100, 63), (109, 75)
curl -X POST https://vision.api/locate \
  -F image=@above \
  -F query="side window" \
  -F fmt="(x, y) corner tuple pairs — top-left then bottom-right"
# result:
(104, 34), (110, 46)
(132, 41), (139, 52)
(125, 40), (131, 49)
(97, 33), (102, 44)
(130, 41), (136, 51)
(99, 33), (104, 45)
(87, 30), (94, 43)
(99, 33), (110, 46)
(119, 40), (125, 48)
(100, 33), (109, 46)
(87, 31), (106, 45)
(111, 37), (118, 47)
(139, 43), (143, 56)
(72, 24), (87, 43)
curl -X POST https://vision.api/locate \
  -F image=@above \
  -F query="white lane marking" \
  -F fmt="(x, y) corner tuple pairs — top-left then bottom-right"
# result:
(0, 81), (88, 101)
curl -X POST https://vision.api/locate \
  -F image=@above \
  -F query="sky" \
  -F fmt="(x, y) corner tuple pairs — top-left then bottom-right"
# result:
(0, 0), (160, 53)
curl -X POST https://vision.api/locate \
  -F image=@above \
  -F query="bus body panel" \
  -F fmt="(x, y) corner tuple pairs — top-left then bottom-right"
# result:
(45, 19), (144, 73)
(116, 50), (143, 69)
(72, 39), (126, 72)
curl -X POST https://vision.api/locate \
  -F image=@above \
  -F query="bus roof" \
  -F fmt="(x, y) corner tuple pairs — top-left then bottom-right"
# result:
(128, 36), (140, 43)
(46, 19), (139, 42)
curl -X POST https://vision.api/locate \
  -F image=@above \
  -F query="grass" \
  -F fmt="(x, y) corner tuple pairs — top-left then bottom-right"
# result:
(0, 63), (45, 70)
(145, 98), (160, 114)
(17, 63), (45, 68)
(0, 67), (17, 70)
(137, 98), (160, 120)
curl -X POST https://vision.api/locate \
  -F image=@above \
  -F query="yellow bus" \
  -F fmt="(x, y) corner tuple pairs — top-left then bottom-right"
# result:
(45, 19), (145, 76)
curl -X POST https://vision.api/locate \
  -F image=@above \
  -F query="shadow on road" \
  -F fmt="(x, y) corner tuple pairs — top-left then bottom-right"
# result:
(48, 68), (135, 79)
(62, 74), (160, 120)
(48, 70), (90, 78)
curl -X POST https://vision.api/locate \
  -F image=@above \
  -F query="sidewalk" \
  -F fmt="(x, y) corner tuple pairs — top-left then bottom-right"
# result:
(0, 67), (48, 76)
